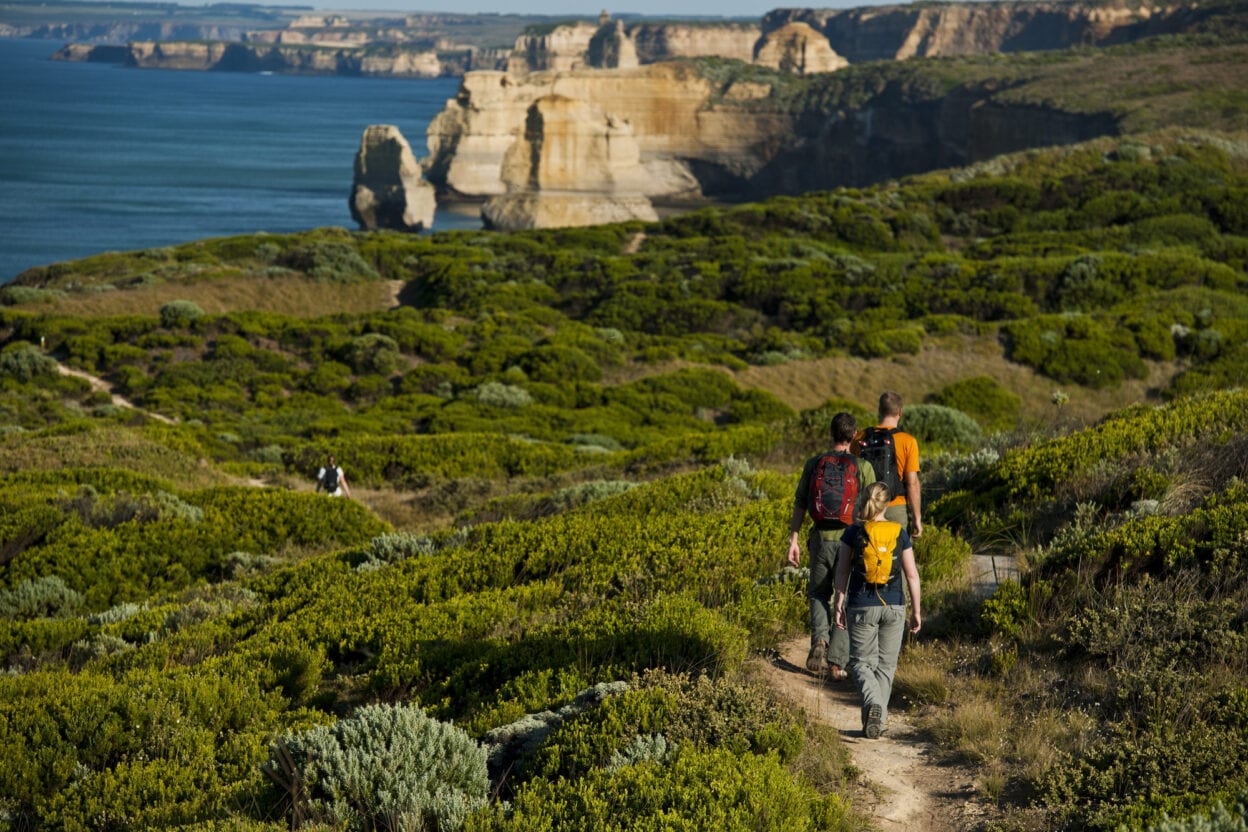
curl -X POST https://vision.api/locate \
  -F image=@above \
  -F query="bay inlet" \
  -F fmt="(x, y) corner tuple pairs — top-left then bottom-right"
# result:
(0, 37), (478, 282)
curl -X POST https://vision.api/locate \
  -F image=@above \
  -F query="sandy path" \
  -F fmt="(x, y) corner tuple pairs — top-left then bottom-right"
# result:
(764, 638), (984, 831)
(55, 362), (176, 423)
(762, 555), (1016, 830)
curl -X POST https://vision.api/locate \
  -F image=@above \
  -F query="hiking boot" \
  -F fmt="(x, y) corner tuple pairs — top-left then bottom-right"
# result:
(805, 639), (828, 672)
(828, 663), (848, 681)
(864, 704), (883, 739)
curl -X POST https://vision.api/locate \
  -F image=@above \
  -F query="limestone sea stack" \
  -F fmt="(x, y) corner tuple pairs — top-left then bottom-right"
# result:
(350, 125), (437, 232)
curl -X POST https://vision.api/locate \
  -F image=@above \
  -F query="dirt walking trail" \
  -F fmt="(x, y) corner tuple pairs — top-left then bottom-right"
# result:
(762, 555), (1015, 831)
(55, 362), (176, 423)
(764, 638), (983, 832)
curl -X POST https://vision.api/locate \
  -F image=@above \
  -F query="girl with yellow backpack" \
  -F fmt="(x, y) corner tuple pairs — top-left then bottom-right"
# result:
(833, 481), (922, 739)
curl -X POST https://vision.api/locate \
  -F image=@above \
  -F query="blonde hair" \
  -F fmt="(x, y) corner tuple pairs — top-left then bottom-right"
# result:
(859, 481), (892, 521)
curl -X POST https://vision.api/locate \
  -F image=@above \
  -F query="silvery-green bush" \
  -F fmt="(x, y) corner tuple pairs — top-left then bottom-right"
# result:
(0, 344), (58, 382)
(159, 300), (205, 328)
(474, 382), (533, 409)
(268, 703), (488, 832)
(1135, 792), (1248, 832)
(0, 575), (82, 619)
(899, 403), (982, 448)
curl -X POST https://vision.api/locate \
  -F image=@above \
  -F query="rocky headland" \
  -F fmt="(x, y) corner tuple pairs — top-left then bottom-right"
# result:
(54, 40), (502, 78)
(422, 59), (1120, 230)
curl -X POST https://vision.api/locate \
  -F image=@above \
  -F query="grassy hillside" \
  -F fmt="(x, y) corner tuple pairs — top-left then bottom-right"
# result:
(2, 130), (1247, 831)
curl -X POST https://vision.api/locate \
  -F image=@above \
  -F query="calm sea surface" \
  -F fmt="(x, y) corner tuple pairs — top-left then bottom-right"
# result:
(0, 37), (479, 282)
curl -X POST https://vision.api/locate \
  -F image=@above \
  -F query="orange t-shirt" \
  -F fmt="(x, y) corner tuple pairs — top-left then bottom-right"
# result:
(852, 427), (920, 507)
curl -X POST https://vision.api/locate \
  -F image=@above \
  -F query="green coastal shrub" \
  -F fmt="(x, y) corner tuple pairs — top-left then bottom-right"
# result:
(1136, 792), (1248, 832)
(0, 575), (83, 619)
(266, 702), (489, 832)
(469, 746), (851, 832)
(277, 239), (380, 283)
(927, 376), (1021, 432)
(346, 333), (402, 375)
(899, 403), (982, 449)
(160, 300), (205, 329)
(0, 344), (59, 382)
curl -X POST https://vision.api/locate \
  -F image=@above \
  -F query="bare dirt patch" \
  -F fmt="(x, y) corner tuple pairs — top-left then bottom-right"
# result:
(763, 637), (988, 832)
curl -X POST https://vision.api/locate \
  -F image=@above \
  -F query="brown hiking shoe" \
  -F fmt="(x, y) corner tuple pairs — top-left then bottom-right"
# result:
(828, 663), (848, 681)
(805, 639), (828, 672)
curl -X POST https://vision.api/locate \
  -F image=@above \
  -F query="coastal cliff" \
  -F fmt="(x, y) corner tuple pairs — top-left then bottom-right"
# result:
(423, 60), (1119, 214)
(764, 0), (1218, 63)
(129, 40), (446, 77)
(56, 41), (501, 78)
(425, 64), (794, 204)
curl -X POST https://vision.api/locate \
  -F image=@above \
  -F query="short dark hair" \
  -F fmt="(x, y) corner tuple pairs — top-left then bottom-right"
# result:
(879, 391), (903, 419)
(830, 411), (857, 444)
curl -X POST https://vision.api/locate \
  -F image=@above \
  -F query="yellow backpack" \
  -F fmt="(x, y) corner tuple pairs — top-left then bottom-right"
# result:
(860, 520), (902, 587)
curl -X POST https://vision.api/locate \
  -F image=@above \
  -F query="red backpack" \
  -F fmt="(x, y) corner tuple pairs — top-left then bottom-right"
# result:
(809, 452), (860, 526)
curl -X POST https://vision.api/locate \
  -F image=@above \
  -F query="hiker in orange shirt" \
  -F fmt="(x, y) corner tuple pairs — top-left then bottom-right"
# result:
(852, 391), (922, 539)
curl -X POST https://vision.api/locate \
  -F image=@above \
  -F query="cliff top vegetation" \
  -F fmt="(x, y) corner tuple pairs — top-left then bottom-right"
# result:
(2, 126), (1247, 831)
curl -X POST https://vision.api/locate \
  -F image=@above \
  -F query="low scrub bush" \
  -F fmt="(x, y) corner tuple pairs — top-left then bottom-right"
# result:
(469, 745), (852, 832)
(899, 403), (982, 449)
(927, 376), (1021, 433)
(160, 300), (205, 329)
(0, 574), (82, 619)
(266, 702), (489, 832)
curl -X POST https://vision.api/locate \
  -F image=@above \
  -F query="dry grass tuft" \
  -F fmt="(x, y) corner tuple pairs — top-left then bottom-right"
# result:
(926, 690), (1010, 765)
(733, 338), (1177, 428)
(894, 643), (952, 708)
(30, 275), (397, 319)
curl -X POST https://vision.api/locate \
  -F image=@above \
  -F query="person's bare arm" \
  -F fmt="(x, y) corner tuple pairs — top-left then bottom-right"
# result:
(905, 471), (922, 537)
(834, 541), (852, 630)
(787, 503), (806, 567)
(901, 547), (921, 633)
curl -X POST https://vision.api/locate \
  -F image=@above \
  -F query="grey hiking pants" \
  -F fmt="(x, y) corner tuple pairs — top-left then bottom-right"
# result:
(807, 527), (850, 669)
(847, 604), (907, 728)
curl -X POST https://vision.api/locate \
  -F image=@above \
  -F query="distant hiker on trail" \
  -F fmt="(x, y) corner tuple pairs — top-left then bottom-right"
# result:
(316, 455), (351, 499)
(788, 411), (876, 681)
(853, 391), (923, 539)
(834, 481), (922, 739)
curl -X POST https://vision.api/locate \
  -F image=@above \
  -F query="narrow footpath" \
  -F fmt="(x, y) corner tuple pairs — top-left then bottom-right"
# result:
(55, 362), (176, 423)
(762, 554), (1018, 830)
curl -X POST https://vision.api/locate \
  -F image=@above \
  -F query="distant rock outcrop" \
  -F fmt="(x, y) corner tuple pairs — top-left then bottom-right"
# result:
(754, 22), (848, 74)
(482, 94), (657, 230)
(350, 125), (436, 232)
(506, 16), (763, 76)
(425, 64), (781, 204)
(764, 0), (1220, 63)
(78, 40), (452, 77)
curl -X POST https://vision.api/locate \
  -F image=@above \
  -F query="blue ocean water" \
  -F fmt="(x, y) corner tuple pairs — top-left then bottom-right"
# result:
(0, 37), (479, 282)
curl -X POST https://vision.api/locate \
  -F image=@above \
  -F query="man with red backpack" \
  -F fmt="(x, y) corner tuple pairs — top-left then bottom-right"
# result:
(787, 412), (876, 679)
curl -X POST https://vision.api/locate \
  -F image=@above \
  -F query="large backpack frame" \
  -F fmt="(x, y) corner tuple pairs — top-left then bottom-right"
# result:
(859, 427), (904, 500)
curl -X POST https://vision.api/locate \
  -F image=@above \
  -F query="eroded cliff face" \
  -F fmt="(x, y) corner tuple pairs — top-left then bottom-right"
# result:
(506, 19), (763, 75)
(765, 0), (1208, 63)
(754, 22), (849, 74)
(425, 64), (795, 202)
(425, 62), (1120, 213)
(123, 41), (446, 77)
